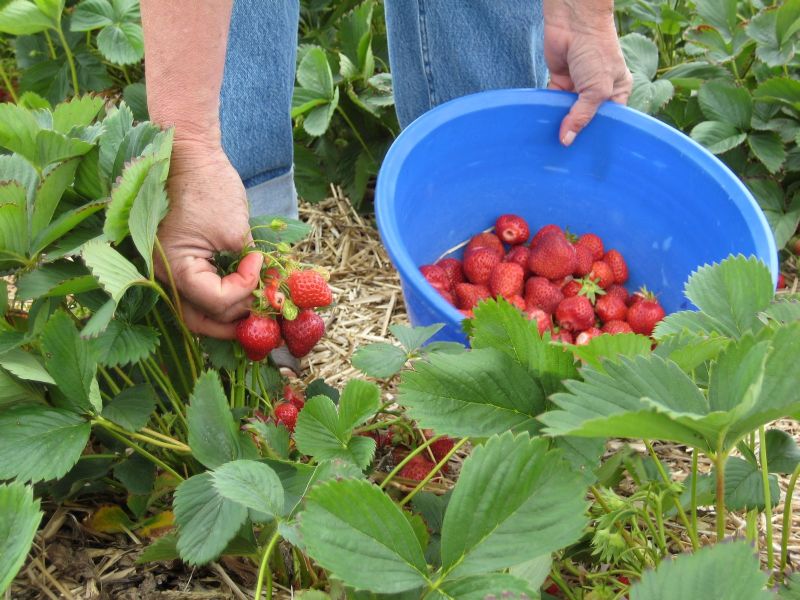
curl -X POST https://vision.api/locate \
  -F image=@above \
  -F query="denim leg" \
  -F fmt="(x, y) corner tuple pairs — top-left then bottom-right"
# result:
(384, 0), (547, 129)
(220, 0), (299, 217)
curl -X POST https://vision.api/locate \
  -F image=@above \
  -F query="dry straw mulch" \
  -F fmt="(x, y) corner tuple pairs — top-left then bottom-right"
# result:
(9, 193), (800, 598)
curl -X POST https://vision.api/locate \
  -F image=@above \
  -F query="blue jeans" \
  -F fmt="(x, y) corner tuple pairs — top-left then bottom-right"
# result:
(220, 0), (547, 217)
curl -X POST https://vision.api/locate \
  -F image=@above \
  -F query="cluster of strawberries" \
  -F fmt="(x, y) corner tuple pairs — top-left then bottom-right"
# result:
(235, 267), (332, 361)
(419, 214), (665, 343)
(251, 384), (306, 434)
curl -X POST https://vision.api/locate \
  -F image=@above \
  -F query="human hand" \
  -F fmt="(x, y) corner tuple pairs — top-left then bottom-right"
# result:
(543, 0), (633, 146)
(155, 136), (263, 339)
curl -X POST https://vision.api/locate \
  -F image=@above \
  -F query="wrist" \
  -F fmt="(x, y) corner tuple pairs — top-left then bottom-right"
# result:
(544, 0), (615, 29)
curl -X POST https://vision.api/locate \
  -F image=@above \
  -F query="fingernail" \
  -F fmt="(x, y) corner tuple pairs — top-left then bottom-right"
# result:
(562, 130), (576, 146)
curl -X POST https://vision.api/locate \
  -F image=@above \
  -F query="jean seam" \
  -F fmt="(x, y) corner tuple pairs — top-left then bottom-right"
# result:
(417, 0), (437, 110)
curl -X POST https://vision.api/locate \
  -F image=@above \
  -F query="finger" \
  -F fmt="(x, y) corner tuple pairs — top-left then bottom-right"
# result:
(175, 251), (264, 319)
(559, 88), (608, 147)
(182, 301), (240, 339)
(611, 70), (634, 105)
(547, 75), (575, 92)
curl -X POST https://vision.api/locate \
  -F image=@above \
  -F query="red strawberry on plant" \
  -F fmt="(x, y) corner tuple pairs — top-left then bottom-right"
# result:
(589, 260), (615, 289)
(495, 214), (530, 245)
(504, 245), (531, 275)
(464, 247), (501, 285)
(555, 296), (595, 332)
(595, 294), (628, 323)
(283, 384), (305, 409)
(604, 249), (629, 284)
(573, 244), (594, 277)
(435, 257), (465, 288)
(264, 286), (286, 311)
(399, 455), (436, 481)
(274, 402), (298, 431)
(576, 233), (604, 261)
(489, 262), (524, 297)
(236, 313), (283, 361)
(525, 276), (564, 315)
(525, 307), (553, 336)
(602, 320), (634, 334)
(777, 273), (786, 290)
(530, 224), (564, 248)
(465, 232), (504, 258)
(626, 290), (665, 336)
(420, 264), (451, 293)
(454, 283), (491, 310)
(287, 270), (333, 308)
(575, 327), (602, 345)
(429, 436), (455, 462)
(281, 309), (325, 357)
(528, 232), (577, 280)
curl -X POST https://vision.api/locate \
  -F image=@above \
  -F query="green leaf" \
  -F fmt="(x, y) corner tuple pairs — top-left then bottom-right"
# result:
(81, 298), (117, 339)
(754, 78), (800, 112)
(98, 102), (133, 180)
(249, 214), (312, 247)
(338, 1), (374, 77)
(0, 405), (90, 482)
(0, 482), (43, 595)
(123, 82), (148, 121)
(129, 162), (168, 276)
(187, 371), (243, 469)
(0, 154), (39, 201)
(30, 157), (80, 240)
(93, 320), (159, 367)
(760, 298), (800, 326)
(351, 342), (408, 378)
(249, 421), (290, 459)
(747, 10), (794, 67)
(173, 473), (248, 566)
(41, 310), (99, 413)
(569, 333), (652, 371)
(724, 456), (779, 511)
(437, 574), (538, 600)
(296, 46), (334, 99)
(305, 378), (339, 403)
(51, 95), (104, 134)
(0, 103), (40, 162)
(70, 0), (112, 29)
(399, 347), (545, 438)
(104, 154), (155, 242)
(779, 573), (800, 599)
(470, 298), (578, 397)
(748, 179), (800, 249)
(628, 75), (675, 115)
(300, 478), (429, 593)
(97, 21), (144, 65)
(101, 385), (156, 431)
(113, 453), (155, 495)
(440, 432), (588, 578)
(0, 366), (45, 407)
(32, 0), (63, 23)
(0, 0), (53, 34)
(81, 238), (147, 303)
(303, 88), (339, 137)
(631, 542), (770, 599)
(695, 0), (738, 40)
(698, 80), (752, 130)
(15, 260), (97, 300)
(747, 131), (786, 174)
(390, 324), (444, 352)
(211, 460), (284, 519)
(31, 199), (107, 256)
(707, 335), (769, 413)
(765, 429), (800, 474)
(684, 256), (774, 338)
(34, 130), (93, 167)
(620, 33), (659, 79)
(0, 202), (28, 269)
(690, 121), (747, 154)
(0, 348), (55, 384)
(294, 380), (380, 468)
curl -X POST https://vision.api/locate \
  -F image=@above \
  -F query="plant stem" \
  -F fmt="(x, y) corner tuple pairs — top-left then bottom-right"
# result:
(758, 425), (774, 572)
(0, 62), (18, 103)
(714, 451), (728, 540)
(254, 530), (281, 600)
(43, 30), (58, 59)
(144, 357), (189, 428)
(354, 418), (405, 434)
(379, 435), (443, 490)
(645, 440), (698, 550)
(148, 310), (192, 398)
(99, 425), (183, 481)
(120, 64), (132, 85)
(336, 105), (376, 163)
(98, 366), (122, 396)
(113, 366), (135, 387)
(549, 568), (579, 600)
(690, 450), (699, 549)
(54, 25), (80, 96)
(400, 438), (468, 506)
(780, 462), (800, 573)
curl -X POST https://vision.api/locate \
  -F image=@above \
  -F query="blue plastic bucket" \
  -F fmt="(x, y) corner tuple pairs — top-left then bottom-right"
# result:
(375, 89), (778, 344)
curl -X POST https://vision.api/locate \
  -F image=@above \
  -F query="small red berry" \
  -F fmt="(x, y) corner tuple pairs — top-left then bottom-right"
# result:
(528, 233), (578, 280)
(464, 248), (502, 285)
(465, 232), (504, 258)
(420, 264), (451, 293)
(280, 309), (326, 357)
(525, 276), (564, 315)
(627, 292), (666, 336)
(489, 262), (525, 297)
(602, 320), (634, 334)
(573, 244), (594, 277)
(575, 327), (602, 345)
(287, 270), (333, 308)
(604, 249), (629, 284)
(525, 307), (553, 336)
(555, 296), (595, 332)
(454, 283), (491, 310)
(595, 295), (628, 323)
(777, 273), (786, 290)
(435, 258), (465, 288)
(504, 245), (531, 276)
(274, 402), (299, 431)
(399, 455), (436, 481)
(495, 214), (530, 245)
(283, 384), (305, 409)
(576, 233), (604, 261)
(530, 224), (564, 248)
(236, 314), (282, 361)
(589, 261), (615, 289)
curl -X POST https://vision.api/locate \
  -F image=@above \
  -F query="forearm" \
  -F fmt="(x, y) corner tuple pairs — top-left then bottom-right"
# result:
(141, 0), (233, 143)
(544, 0), (614, 29)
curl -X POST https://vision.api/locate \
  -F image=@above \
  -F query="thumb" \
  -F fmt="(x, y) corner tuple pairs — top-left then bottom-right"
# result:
(559, 91), (605, 147)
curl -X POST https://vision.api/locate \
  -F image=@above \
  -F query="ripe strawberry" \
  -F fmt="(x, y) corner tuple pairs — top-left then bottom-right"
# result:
(438, 289), (455, 305)
(429, 436), (455, 462)
(489, 262), (524, 297)
(627, 292), (665, 336)
(575, 327), (602, 345)
(528, 233), (577, 280)
(573, 244), (594, 277)
(561, 279), (582, 298)
(551, 329), (574, 344)
(525, 277), (564, 315)
(274, 402), (299, 431)
(595, 295), (628, 323)
(628, 289), (647, 306)
(399, 455), (436, 481)
(454, 283), (491, 310)
(602, 320), (633, 334)
(435, 257), (465, 288)
(589, 261), (615, 289)
(280, 309), (325, 357)
(362, 428), (393, 448)
(504, 245), (531, 276)
(465, 232), (504, 258)
(495, 214), (530, 245)
(777, 273), (786, 290)
(287, 270), (332, 308)
(606, 283), (630, 304)
(264, 285), (286, 311)
(420, 264), (451, 293)
(507, 294), (526, 311)
(464, 247), (501, 285)
(576, 233), (604, 261)
(525, 307), (553, 336)
(530, 224), (564, 248)
(555, 296), (595, 332)
(604, 249), (629, 284)
(283, 384), (305, 409)
(236, 314), (282, 361)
